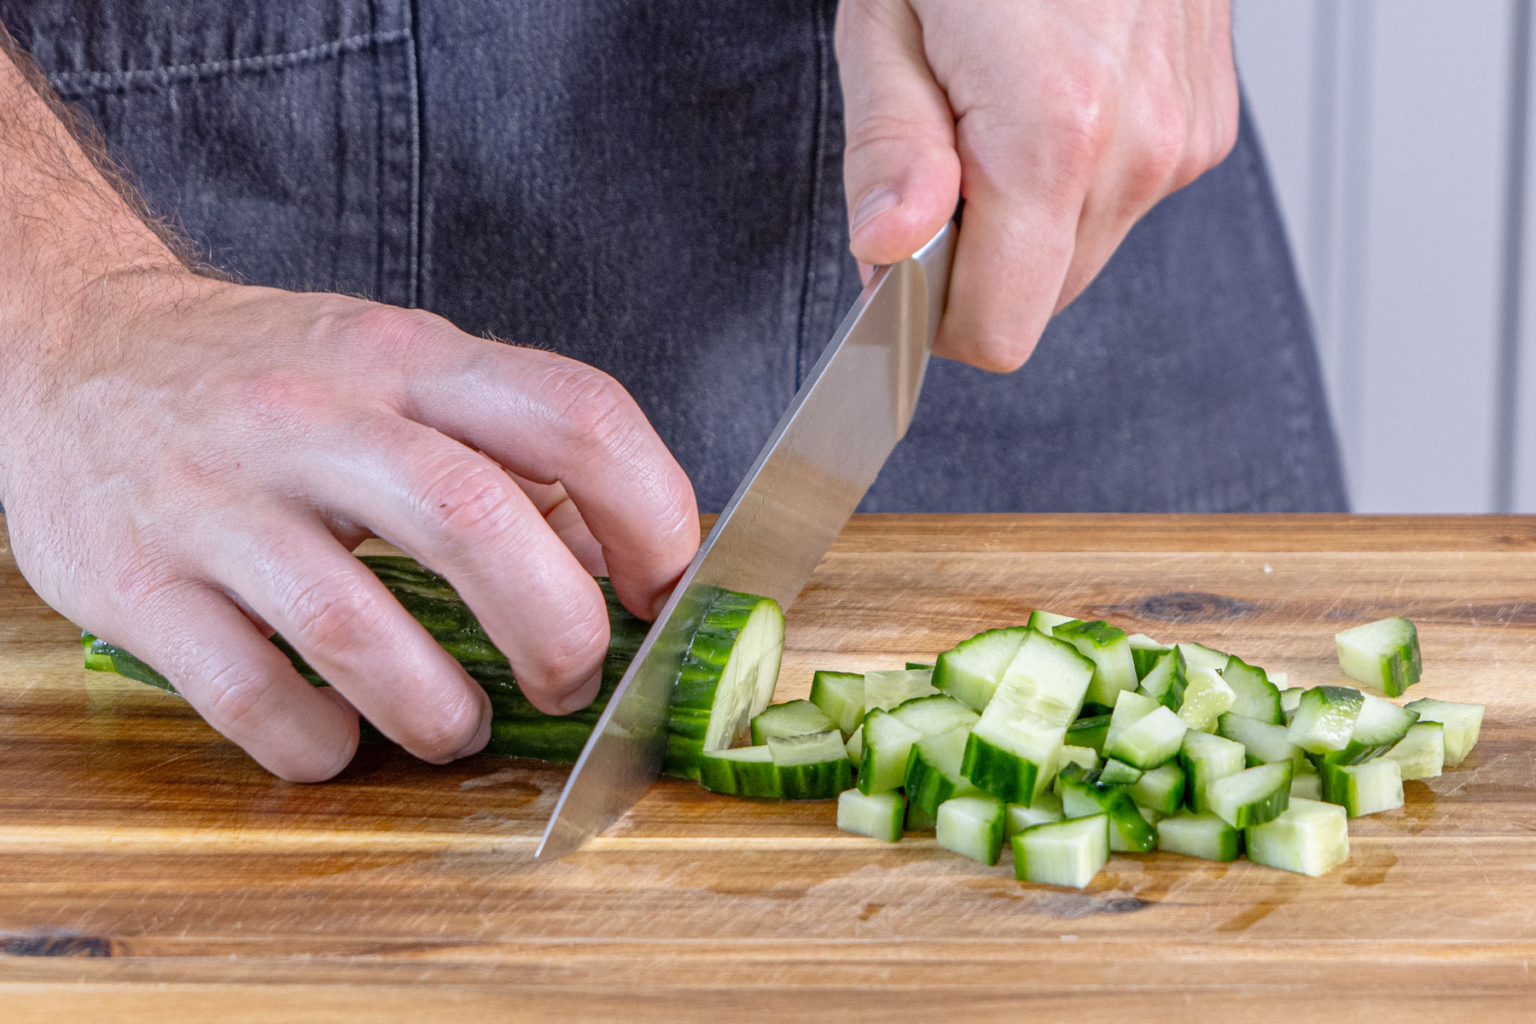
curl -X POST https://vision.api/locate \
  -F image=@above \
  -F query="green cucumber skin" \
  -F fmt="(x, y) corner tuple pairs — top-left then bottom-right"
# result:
(1064, 714), (1111, 752)
(777, 759), (854, 801)
(960, 732), (1040, 806)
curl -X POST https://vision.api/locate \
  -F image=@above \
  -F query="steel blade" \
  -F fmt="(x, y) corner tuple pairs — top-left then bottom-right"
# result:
(536, 222), (957, 860)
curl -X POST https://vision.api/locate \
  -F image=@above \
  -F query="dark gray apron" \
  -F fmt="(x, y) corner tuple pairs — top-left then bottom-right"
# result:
(2, 0), (1349, 513)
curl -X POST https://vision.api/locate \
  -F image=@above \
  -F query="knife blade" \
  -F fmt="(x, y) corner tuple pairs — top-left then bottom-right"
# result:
(535, 221), (958, 860)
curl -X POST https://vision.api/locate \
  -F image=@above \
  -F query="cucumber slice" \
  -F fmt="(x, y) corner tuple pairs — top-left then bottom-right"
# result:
(1104, 689), (1189, 770)
(1245, 797), (1349, 876)
(1207, 761), (1292, 828)
(905, 726), (981, 817)
(1064, 713), (1111, 752)
(1179, 730), (1247, 814)
(1156, 811), (1241, 862)
(1286, 685), (1364, 753)
(1279, 686), (1303, 723)
(1098, 758), (1144, 785)
(844, 723), (864, 763)
(1177, 666), (1236, 733)
(1290, 771), (1322, 800)
(751, 699), (836, 745)
(1220, 656), (1283, 724)
(1128, 761), (1187, 816)
(1026, 610), (1080, 636)
(1320, 757), (1404, 817)
(905, 799), (936, 832)
(1054, 620), (1139, 708)
(1012, 814), (1110, 888)
(937, 793), (1007, 865)
(857, 709), (922, 794)
(1384, 721), (1445, 780)
(1403, 698), (1484, 766)
(1137, 649), (1188, 712)
(864, 668), (938, 710)
(1217, 713), (1307, 769)
(1128, 633), (1173, 679)
(837, 788), (904, 842)
(809, 671), (866, 737)
(698, 745), (782, 798)
(1058, 767), (1158, 853)
(890, 693), (981, 738)
(1317, 692), (1420, 765)
(963, 630), (1094, 804)
(768, 731), (853, 799)
(1177, 642), (1231, 674)
(932, 626), (1030, 711)
(1005, 791), (1065, 836)
(1336, 617), (1422, 697)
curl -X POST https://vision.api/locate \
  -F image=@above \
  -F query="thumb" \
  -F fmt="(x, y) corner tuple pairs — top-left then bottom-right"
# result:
(835, 0), (961, 266)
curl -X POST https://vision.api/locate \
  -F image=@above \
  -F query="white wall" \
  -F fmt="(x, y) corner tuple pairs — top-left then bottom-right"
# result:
(1234, 0), (1527, 512)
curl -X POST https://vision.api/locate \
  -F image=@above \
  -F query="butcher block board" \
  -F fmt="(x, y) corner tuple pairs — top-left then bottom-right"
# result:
(2, 513), (1536, 1022)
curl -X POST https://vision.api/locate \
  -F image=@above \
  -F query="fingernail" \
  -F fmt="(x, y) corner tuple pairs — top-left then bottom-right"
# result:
(555, 667), (605, 716)
(851, 187), (900, 236)
(454, 692), (493, 759)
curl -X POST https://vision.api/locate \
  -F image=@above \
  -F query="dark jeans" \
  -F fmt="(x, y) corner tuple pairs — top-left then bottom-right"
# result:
(3, 0), (1349, 513)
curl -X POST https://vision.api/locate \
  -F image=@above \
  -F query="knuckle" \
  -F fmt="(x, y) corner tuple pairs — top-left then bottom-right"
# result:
(541, 363), (641, 455)
(203, 660), (277, 740)
(414, 454), (522, 551)
(1042, 69), (1113, 176)
(284, 570), (378, 660)
(531, 604), (610, 689)
(348, 305), (455, 361)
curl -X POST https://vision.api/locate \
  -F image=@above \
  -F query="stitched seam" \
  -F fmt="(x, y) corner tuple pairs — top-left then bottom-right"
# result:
(46, 28), (413, 96)
(794, 1), (831, 388)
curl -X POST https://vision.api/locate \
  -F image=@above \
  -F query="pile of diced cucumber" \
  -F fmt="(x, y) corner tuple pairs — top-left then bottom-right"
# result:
(704, 613), (1483, 888)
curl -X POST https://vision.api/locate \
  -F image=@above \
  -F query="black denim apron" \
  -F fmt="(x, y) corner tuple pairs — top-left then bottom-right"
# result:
(2, 0), (1349, 513)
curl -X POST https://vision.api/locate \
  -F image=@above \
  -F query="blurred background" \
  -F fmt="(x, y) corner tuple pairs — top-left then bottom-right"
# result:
(1233, 0), (1533, 512)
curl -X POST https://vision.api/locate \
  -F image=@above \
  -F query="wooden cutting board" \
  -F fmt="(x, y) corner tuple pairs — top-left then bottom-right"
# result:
(2, 514), (1535, 1021)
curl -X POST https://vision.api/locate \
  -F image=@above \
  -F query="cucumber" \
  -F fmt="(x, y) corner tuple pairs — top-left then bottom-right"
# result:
(905, 800), (937, 832)
(768, 730), (853, 799)
(1104, 689), (1188, 770)
(809, 671), (865, 737)
(890, 693), (980, 737)
(1320, 757), (1404, 817)
(906, 661), (935, 671)
(1220, 656), (1283, 724)
(844, 723), (864, 763)
(1207, 761), (1292, 828)
(1097, 758), (1144, 786)
(698, 746), (781, 798)
(751, 699), (836, 745)
(1137, 649), (1188, 712)
(1290, 771), (1322, 800)
(1058, 766), (1157, 853)
(1403, 698), (1484, 766)
(1026, 610), (1080, 636)
(1064, 713), (1111, 752)
(1058, 745), (1101, 775)
(1179, 730), (1247, 814)
(1286, 685), (1363, 754)
(1177, 642), (1231, 674)
(1176, 666), (1236, 733)
(962, 630), (1093, 805)
(857, 709), (922, 795)
(1317, 693), (1420, 766)
(1217, 713), (1307, 770)
(837, 788), (904, 842)
(932, 626), (1029, 711)
(1279, 686), (1303, 723)
(936, 793), (1007, 865)
(1156, 811), (1242, 862)
(1384, 721), (1445, 780)
(1245, 797), (1349, 876)
(81, 556), (784, 780)
(1053, 620), (1139, 708)
(1336, 617), (1422, 697)
(1127, 761), (1187, 816)
(1270, 672), (1290, 687)
(905, 726), (981, 818)
(864, 668), (938, 710)
(1127, 633), (1172, 679)
(1012, 814), (1110, 888)
(1004, 791), (1065, 836)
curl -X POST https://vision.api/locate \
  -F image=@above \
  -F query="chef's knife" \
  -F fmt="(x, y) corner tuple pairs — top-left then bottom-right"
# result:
(536, 221), (958, 860)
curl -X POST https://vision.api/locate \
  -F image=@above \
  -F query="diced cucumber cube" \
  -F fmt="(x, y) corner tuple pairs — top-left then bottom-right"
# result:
(1012, 814), (1110, 888)
(1207, 761), (1292, 828)
(932, 626), (1030, 711)
(1290, 771), (1322, 801)
(1098, 758), (1144, 786)
(857, 709), (922, 795)
(1177, 642), (1231, 674)
(1404, 698), (1484, 766)
(1286, 685), (1364, 754)
(1057, 768), (1157, 852)
(1054, 620), (1139, 708)
(1128, 761), (1188, 816)
(864, 668), (937, 711)
(1064, 713), (1111, 752)
(751, 699), (837, 745)
(905, 726), (980, 817)
(1279, 686), (1303, 723)
(1005, 791), (1065, 837)
(810, 671), (866, 737)
(1336, 617), (1422, 697)
(1156, 811), (1241, 862)
(844, 723), (864, 763)
(837, 788), (904, 842)
(1320, 757), (1404, 817)
(1245, 797), (1349, 876)
(1218, 713), (1308, 770)
(1177, 666), (1236, 733)
(1026, 610), (1080, 636)
(1105, 689), (1188, 769)
(1128, 633), (1172, 679)
(1179, 730), (1247, 814)
(1385, 721), (1445, 780)
(890, 693), (980, 738)
(1318, 692), (1420, 766)
(905, 799), (936, 832)
(937, 794), (1007, 865)
(1137, 648), (1188, 711)
(1220, 656), (1283, 724)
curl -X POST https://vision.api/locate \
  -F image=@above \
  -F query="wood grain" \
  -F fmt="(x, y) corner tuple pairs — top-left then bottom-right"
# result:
(2, 514), (1535, 1021)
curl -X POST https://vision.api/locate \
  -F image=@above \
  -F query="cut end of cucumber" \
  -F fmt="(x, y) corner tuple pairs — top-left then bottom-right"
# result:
(837, 789), (904, 842)
(1012, 814), (1110, 888)
(1245, 797), (1349, 877)
(1336, 617), (1422, 697)
(937, 794), (1006, 865)
(691, 594), (786, 755)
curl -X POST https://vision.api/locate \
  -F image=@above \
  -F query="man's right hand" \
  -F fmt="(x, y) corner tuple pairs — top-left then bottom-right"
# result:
(0, 34), (698, 782)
